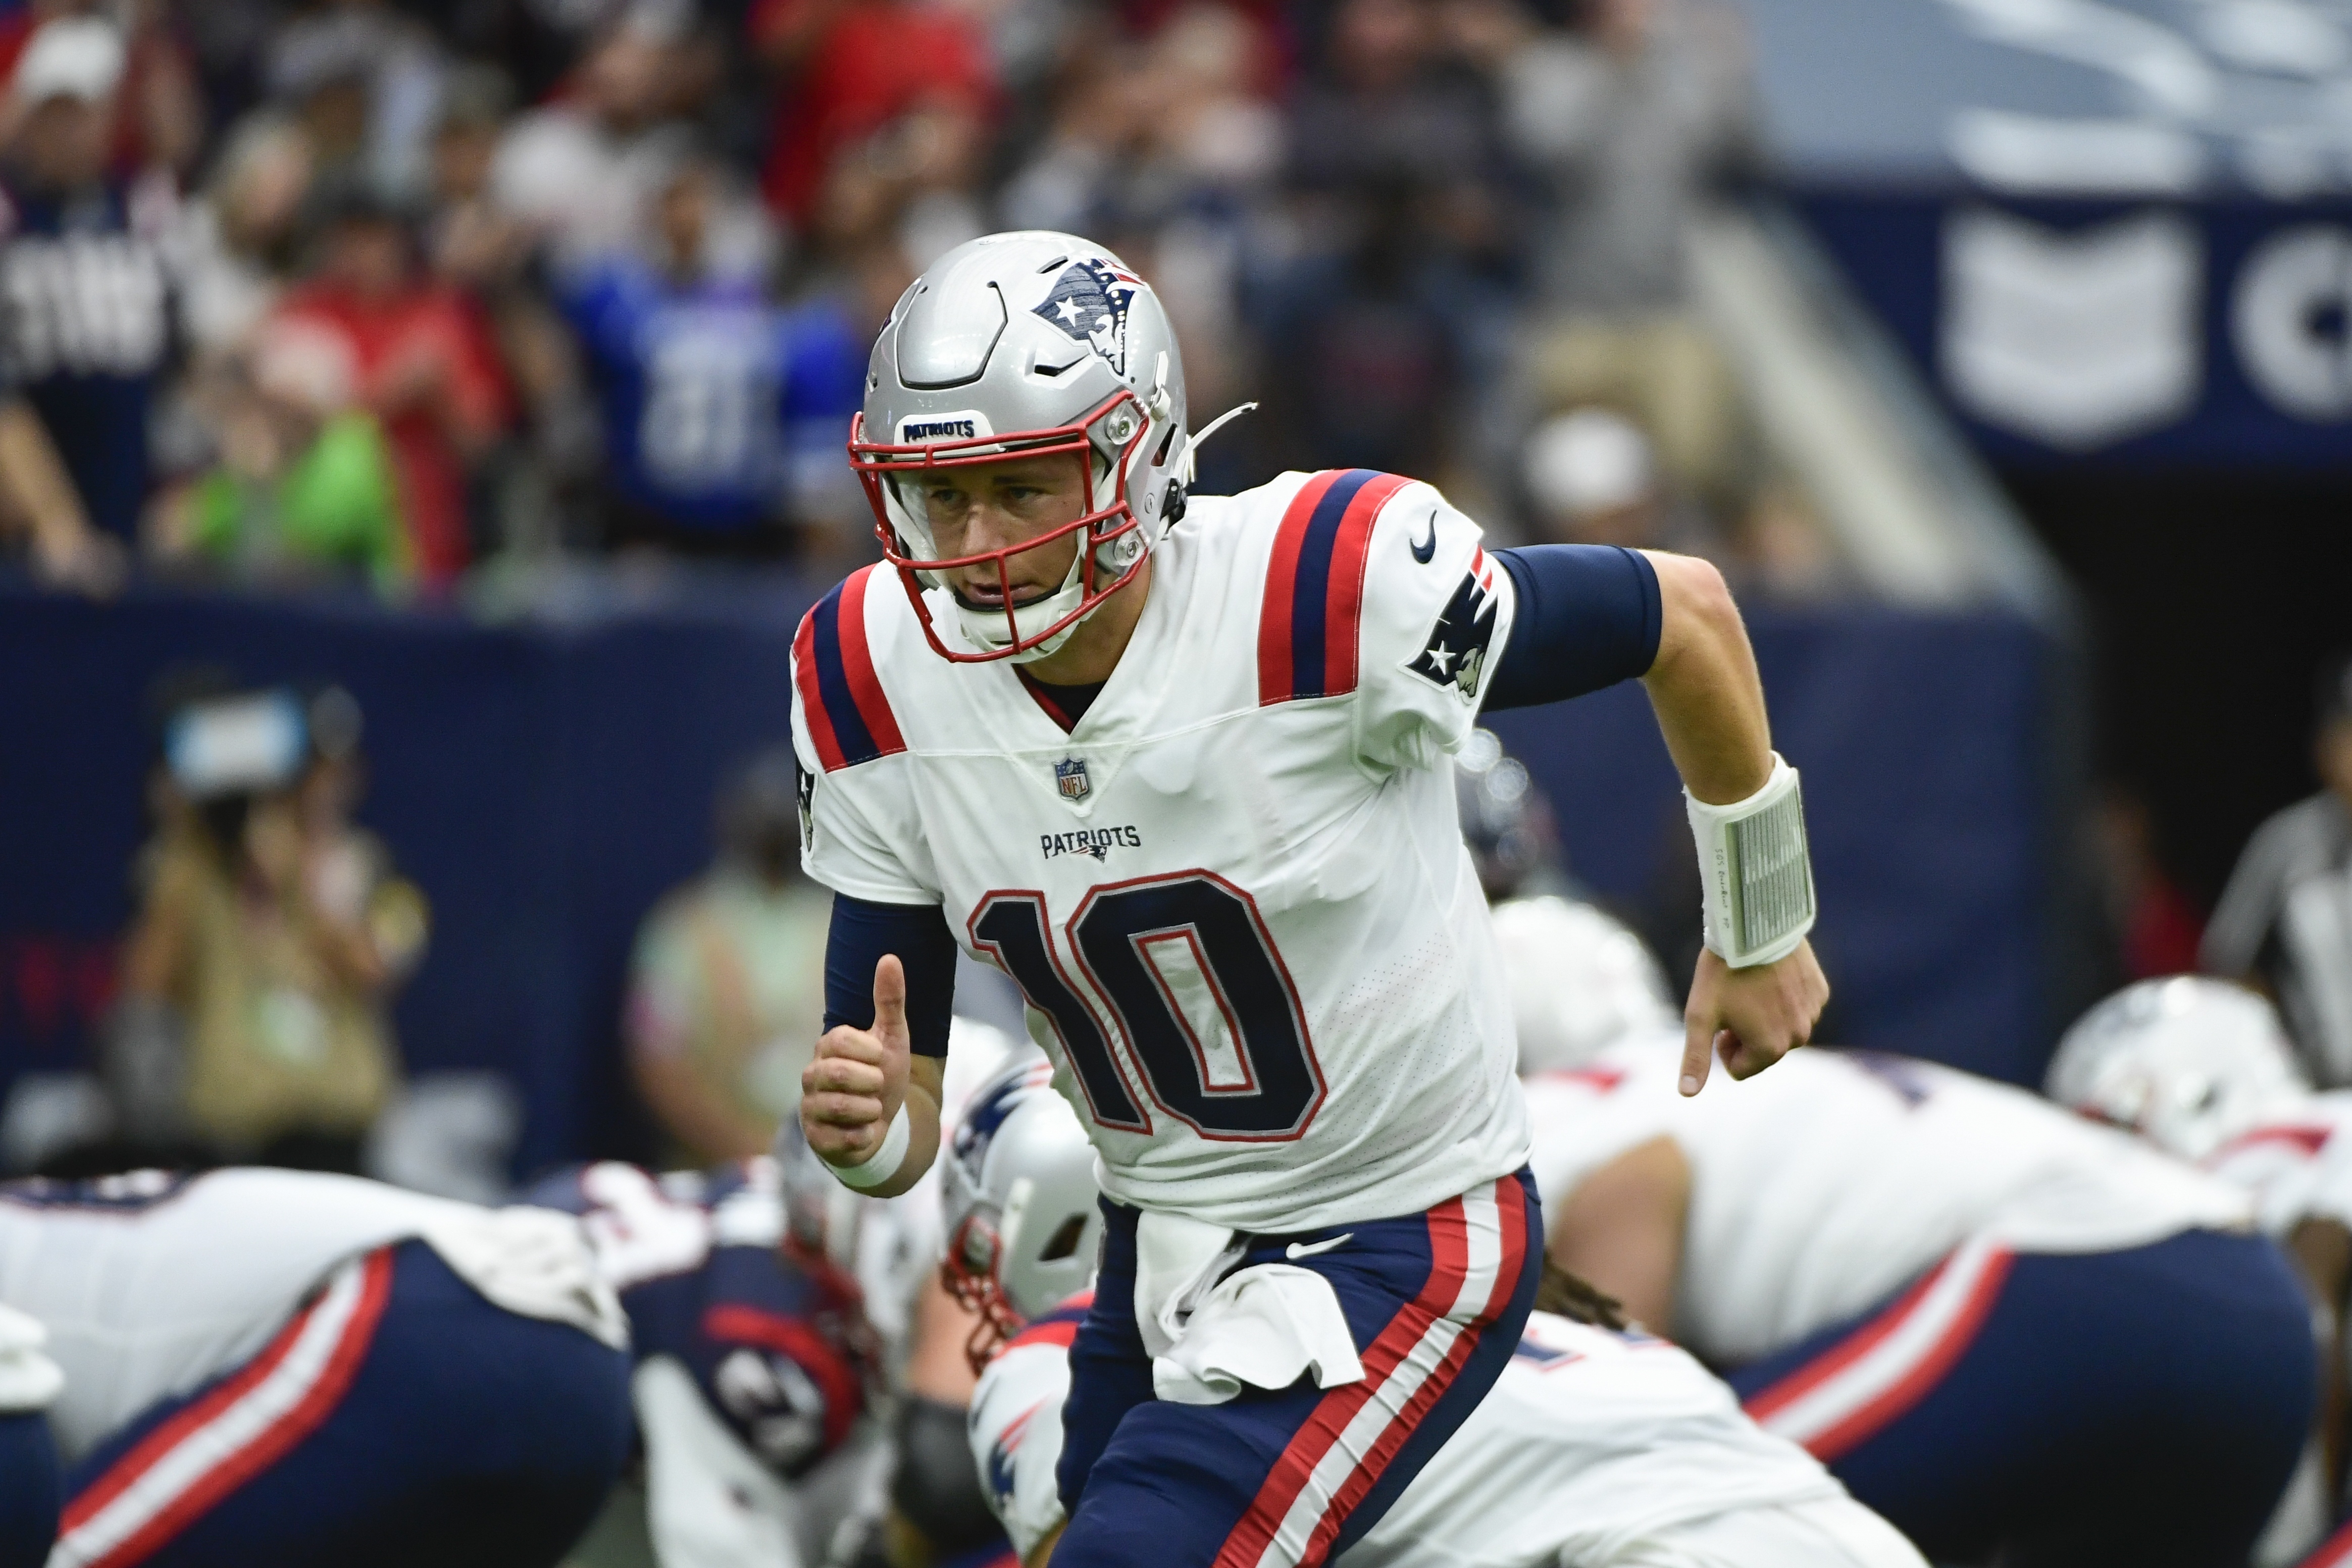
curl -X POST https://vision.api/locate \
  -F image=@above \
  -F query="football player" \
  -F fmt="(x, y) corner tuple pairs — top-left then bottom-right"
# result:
(550, 1013), (1028, 1568)
(792, 229), (1829, 1566)
(1516, 956), (2310, 1568)
(525, 1158), (882, 1568)
(0, 1168), (633, 1568)
(946, 1052), (1929, 1568)
(2046, 977), (2352, 1565)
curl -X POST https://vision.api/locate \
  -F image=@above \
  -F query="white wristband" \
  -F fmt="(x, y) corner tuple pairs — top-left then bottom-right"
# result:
(828, 1103), (911, 1190)
(1686, 752), (1817, 969)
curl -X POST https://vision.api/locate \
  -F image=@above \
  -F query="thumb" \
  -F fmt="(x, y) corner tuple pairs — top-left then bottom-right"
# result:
(1678, 1013), (1712, 1097)
(872, 953), (908, 1041)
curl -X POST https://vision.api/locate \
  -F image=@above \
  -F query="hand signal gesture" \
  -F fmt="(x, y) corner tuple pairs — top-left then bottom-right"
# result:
(800, 956), (913, 1166)
(1677, 939), (1828, 1095)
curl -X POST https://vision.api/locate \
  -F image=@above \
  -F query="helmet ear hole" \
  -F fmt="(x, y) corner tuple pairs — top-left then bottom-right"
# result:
(1038, 1212), (1090, 1263)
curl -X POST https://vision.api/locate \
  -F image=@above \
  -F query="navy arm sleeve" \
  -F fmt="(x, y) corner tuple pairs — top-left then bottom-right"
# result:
(823, 894), (960, 1059)
(1484, 545), (1664, 710)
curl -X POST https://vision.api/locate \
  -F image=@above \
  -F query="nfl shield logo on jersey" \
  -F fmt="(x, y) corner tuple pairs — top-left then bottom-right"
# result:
(1054, 757), (1091, 801)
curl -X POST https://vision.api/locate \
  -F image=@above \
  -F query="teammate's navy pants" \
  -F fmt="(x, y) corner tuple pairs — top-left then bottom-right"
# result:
(0, 1411), (59, 1568)
(50, 1238), (634, 1568)
(1055, 1170), (1541, 1568)
(1727, 1228), (2314, 1568)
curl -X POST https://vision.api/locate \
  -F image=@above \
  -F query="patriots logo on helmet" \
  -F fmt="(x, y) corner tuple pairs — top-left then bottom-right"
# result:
(1034, 259), (1141, 377)
(988, 1401), (1045, 1504)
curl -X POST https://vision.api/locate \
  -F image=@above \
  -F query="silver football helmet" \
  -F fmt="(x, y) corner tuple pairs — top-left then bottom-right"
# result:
(938, 1049), (1102, 1371)
(849, 231), (1195, 664)
(2045, 976), (2311, 1163)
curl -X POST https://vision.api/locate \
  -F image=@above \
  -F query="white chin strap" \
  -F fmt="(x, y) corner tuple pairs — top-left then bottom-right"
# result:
(956, 548), (1091, 663)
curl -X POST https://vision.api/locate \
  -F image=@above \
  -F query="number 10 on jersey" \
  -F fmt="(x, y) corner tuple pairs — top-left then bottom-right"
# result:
(968, 871), (1326, 1141)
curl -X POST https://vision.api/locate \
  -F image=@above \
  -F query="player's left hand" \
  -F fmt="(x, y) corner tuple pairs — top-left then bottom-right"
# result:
(1678, 939), (1827, 1095)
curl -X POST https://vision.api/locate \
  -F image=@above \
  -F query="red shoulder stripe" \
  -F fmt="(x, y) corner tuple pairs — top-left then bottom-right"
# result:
(1320, 471), (1414, 697)
(1257, 470), (1344, 705)
(795, 566), (906, 772)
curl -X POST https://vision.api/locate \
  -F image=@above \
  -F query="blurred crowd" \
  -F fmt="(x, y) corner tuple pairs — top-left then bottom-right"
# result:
(0, 0), (1816, 604)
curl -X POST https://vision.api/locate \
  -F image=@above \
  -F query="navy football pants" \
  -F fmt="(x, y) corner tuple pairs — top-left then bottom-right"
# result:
(51, 1238), (633, 1568)
(1729, 1228), (2315, 1568)
(1055, 1170), (1541, 1568)
(0, 1410), (58, 1568)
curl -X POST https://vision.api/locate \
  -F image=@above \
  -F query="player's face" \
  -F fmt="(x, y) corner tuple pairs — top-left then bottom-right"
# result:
(912, 454), (1091, 608)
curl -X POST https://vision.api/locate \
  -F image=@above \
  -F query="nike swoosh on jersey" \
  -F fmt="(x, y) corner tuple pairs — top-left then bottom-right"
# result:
(1285, 1233), (1354, 1260)
(1409, 518), (1437, 564)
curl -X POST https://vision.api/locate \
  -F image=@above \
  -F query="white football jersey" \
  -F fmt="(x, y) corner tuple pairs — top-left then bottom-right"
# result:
(0, 1168), (611, 1460)
(970, 1305), (1924, 1568)
(1524, 1038), (2254, 1366)
(793, 469), (1529, 1233)
(2205, 1089), (2352, 1239)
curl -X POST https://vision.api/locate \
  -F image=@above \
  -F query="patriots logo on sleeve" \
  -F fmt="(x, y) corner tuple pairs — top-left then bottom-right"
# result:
(1406, 552), (1501, 703)
(1033, 259), (1140, 376)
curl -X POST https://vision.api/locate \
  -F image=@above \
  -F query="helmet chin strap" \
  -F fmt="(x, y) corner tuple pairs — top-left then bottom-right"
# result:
(953, 533), (1092, 662)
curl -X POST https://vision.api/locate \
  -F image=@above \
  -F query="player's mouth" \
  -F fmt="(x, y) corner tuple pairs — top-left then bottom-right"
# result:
(952, 580), (1053, 610)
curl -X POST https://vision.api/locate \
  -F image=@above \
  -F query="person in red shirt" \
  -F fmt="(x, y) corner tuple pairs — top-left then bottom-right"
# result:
(749, 0), (997, 225)
(265, 191), (510, 586)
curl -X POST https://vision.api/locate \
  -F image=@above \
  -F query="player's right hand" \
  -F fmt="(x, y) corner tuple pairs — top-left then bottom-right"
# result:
(801, 955), (912, 1167)
(1678, 938), (1829, 1094)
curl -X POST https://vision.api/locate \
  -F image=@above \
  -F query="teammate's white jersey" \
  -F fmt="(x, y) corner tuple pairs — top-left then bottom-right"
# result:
(0, 1168), (618, 1460)
(2204, 1089), (2352, 1239)
(1524, 1037), (2254, 1366)
(793, 469), (1529, 1232)
(971, 1305), (1926, 1568)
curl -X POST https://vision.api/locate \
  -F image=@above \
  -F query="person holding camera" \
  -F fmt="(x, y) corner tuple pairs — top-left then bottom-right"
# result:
(114, 685), (427, 1172)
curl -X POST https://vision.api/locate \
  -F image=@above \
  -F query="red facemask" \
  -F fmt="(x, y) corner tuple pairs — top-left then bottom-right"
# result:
(846, 390), (1160, 663)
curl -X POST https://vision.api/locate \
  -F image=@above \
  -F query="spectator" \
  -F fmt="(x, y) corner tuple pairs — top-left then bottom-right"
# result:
(490, 17), (742, 273)
(2092, 786), (2204, 982)
(265, 0), (447, 205)
(422, 65), (526, 294)
(1260, 0), (1514, 481)
(557, 145), (866, 560)
(750, 0), (996, 229)
(0, 0), (203, 178)
(175, 115), (315, 363)
(625, 748), (829, 1166)
(1288, 0), (1497, 206)
(116, 684), (426, 1171)
(1497, 0), (1758, 506)
(1520, 405), (1721, 556)
(265, 188), (512, 584)
(1257, 175), (1468, 480)
(0, 18), (174, 556)
(145, 321), (409, 590)
(2203, 654), (2352, 1086)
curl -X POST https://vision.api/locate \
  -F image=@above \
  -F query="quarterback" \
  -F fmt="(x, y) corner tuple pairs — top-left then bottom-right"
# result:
(792, 231), (1827, 1566)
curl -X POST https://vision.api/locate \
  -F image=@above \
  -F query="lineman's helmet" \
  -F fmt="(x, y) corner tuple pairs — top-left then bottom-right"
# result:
(939, 1050), (1102, 1372)
(849, 231), (1193, 664)
(1492, 895), (1680, 1074)
(2045, 976), (2310, 1162)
